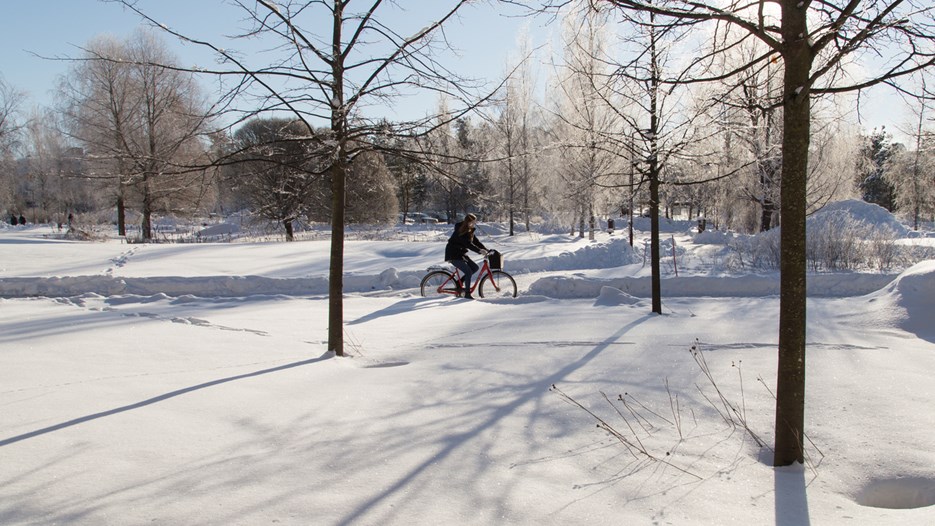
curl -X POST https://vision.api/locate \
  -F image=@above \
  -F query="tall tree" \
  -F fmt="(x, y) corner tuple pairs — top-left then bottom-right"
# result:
(59, 30), (213, 240)
(585, 0), (935, 466)
(894, 79), (935, 230)
(857, 128), (898, 211)
(232, 118), (324, 240)
(546, 2), (623, 241)
(59, 35), (134, 235)
(118, 0), (475, 356)
(0, 76), (25, 214)
(492, 32), (542, 235)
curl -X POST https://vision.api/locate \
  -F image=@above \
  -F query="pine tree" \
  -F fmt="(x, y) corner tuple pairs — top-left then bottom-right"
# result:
(858, 128), (898, 212)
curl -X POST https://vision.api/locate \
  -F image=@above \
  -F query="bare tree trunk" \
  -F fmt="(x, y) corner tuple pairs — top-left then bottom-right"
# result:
(761, 198), (775, 231)
(649, 11), (662, 315)
(649, 161), (662, 314)
(116, 190), (126, 236)
(588, 203), (595, 241)
(328, 158), (346, 356)
(328, 2), (347, 357)
(141, 172), (153, 241)
(774, 0), (812, 466)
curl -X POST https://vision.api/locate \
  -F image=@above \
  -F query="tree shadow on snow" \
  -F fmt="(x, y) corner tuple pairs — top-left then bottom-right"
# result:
(774, 466), (811, 526)
(335, 313), (656, 525)
(0, 353), (331, 448)
(346, 296), (462, 326)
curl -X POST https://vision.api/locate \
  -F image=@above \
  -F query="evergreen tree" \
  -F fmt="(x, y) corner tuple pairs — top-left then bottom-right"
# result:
(858, 128), (898, 212)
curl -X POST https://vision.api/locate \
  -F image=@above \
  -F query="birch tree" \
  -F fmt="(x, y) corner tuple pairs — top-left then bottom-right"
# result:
(889, 84), (935, 230)
(547, 2), (623, 240)
(492, 33), (542, 234)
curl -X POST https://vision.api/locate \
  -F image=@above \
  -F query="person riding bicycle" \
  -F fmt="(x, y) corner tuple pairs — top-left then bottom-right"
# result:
(445, 213), (488, 299)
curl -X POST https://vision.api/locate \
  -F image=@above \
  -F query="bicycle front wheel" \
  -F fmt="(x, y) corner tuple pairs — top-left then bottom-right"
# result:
(479, 270), (517, 298)
(421, 270), (457, 298)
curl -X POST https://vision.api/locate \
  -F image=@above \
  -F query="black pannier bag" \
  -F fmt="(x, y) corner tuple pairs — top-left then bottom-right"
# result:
(488, 250), (503, 270)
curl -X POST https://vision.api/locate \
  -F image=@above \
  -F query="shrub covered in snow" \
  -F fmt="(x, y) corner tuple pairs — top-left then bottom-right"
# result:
(725, 199), (930, 272)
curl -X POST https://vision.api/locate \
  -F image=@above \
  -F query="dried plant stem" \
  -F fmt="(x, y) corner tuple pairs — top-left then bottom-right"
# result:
(666, 378), (683, 440)
(551, 384), (701, 480)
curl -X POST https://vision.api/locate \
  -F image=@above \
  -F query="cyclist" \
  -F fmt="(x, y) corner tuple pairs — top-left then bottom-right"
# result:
(445, 213), (488, 299)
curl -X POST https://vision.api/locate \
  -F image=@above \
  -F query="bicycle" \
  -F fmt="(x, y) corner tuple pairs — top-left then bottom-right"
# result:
(420, 250), (517, 299)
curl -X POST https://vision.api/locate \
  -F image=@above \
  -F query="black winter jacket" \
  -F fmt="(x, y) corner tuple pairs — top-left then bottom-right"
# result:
(445, 221), (487, 261)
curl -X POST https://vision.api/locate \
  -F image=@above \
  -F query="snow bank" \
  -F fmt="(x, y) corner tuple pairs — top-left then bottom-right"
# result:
(528, 273), (897, 299)
(510, 237), (639, 272)
(863, 260), (935, 341)
(693, 230), (735, 245)
(0, 271), (432, 298)
(813, 199), (909, 236)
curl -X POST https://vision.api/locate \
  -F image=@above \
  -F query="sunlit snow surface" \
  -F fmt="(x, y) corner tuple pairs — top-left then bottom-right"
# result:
(2, 203), (933, 525)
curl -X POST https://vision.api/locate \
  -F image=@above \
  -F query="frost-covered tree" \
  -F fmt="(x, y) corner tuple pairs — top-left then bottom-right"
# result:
(18, 110), (102, 224)
(546, 2), (623, 240)
(231, 118), (323, 240)
(889, 100), (935, 230)
(0, 76), (25, 215)
(345, 149), (398, 224)
(59, 30), (214, 240)
(490, 32), (543, 235)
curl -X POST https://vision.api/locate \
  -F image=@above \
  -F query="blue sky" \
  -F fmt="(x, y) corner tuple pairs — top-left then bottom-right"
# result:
(0, 1), (909, 140)
(0, 1), (540, 120)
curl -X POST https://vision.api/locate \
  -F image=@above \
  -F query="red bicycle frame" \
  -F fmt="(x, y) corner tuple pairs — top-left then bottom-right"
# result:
(438, 258), (495, 296)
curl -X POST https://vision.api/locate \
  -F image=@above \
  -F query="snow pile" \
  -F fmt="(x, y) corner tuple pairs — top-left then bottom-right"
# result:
(693, 229), (735, 245)
(863, 260), (935, 342)
(811, 199), (909, 236)
(593, 286), (642, 306)
(529, 273), (897, 299)
(509, 237), (639, 273)
(196, 221), (241, 238)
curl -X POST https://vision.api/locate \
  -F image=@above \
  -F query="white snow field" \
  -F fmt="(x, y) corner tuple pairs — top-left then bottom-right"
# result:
(1, 202), (934, 525)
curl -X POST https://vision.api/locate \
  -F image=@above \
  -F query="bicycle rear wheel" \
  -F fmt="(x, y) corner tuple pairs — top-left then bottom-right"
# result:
(479, 270), (517, 298)
(421, 270), (458, 298)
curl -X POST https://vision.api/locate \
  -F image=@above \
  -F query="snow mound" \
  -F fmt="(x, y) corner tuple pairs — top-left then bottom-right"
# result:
(514, 238), (639, 272)
(814, 199), (909, 236)
(594, 286), (641, 307)
(692, 230), (734, 245)
(864, 260), (935, 341)
(197, 222), (241, 237)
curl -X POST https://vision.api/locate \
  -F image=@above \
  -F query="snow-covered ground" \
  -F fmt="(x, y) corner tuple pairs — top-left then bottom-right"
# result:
(1, 203), (934, 525)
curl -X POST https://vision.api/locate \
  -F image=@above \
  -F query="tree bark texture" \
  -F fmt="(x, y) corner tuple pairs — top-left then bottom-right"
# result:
(774, 0), (813, 467)
(328, 1), (347, 357)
